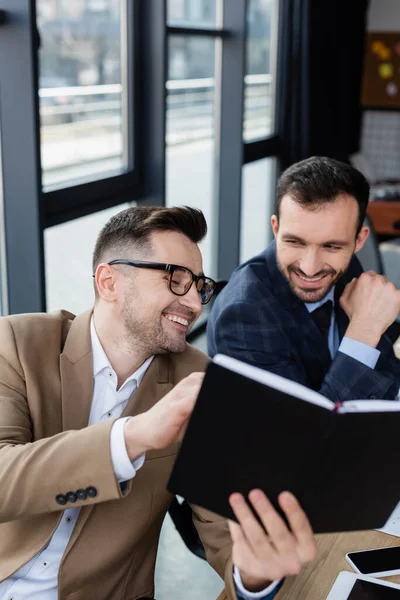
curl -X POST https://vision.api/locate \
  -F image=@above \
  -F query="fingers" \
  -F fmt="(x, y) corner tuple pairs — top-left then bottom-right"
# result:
(229, 493), (275, 559)
(228, 519), (279, 583)
(229, 492), (301, 578)
(228, 513), (282, 582)
(278, 492), (316, 563)
(248, 490), (295, 558)
(342, 277), (357, 299)
(230, 490), (316, 576)
(174, 372), (205, 394)
(165, 372), (204, 406)
(228, 519), (257, 565)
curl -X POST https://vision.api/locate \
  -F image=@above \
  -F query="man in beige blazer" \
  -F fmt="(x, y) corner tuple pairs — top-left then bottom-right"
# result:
(0, 206), (316, 600)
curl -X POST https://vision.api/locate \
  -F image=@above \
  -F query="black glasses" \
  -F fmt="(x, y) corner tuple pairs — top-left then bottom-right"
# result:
(106, 259), (217, 305)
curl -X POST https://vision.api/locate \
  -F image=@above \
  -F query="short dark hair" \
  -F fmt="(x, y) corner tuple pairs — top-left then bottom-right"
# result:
(276, 156), (370, 235)
(92, 205), (207, 272)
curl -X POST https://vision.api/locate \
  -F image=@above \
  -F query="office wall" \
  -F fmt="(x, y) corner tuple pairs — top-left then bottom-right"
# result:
(359, 0), (400, 180)
(367, 0), (400, 31)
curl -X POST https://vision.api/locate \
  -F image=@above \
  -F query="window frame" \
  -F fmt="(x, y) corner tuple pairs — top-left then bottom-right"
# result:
(0, 0), (284, 315)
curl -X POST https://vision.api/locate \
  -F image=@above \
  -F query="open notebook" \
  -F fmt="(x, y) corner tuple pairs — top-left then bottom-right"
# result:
(167, 354), (400, 534)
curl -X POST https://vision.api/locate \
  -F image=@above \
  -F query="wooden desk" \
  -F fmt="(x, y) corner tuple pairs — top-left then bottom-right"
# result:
(367, 201), (400, 235)
(276, 529), (400, 599)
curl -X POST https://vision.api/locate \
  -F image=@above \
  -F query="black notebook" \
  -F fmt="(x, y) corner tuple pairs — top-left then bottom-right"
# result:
(167, 354), (400, 534)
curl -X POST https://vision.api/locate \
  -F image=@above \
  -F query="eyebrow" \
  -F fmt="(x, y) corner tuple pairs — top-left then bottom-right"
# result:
(281, 234), (350, 247)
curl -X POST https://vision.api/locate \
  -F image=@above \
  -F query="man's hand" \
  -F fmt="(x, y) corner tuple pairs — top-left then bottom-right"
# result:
(228, 490), (316, 592)
(340, 271), (400, 348)
(123, 372), (204, 460)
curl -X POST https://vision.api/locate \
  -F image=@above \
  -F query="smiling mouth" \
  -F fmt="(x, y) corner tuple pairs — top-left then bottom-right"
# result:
(162, 314), (194, 332)
(296, 274), (327, 283)
(165, 315), (189, 327)
(291, 271), (331, 288)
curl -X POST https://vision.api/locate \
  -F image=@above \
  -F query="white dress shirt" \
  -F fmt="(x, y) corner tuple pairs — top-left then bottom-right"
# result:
(0, 319), (153, 600)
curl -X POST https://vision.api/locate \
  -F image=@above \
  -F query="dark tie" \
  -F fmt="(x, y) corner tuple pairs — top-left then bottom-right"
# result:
(311, 300), (333, 339)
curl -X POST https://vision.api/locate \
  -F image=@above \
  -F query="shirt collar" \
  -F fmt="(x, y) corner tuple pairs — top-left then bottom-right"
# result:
(90, 317), (154, 387)
(305, 286), (335, 314)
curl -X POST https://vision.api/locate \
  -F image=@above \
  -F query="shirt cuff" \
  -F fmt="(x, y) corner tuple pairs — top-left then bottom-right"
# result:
(110, 417), (145, 482)
(233, 566), (282, 599)
(339, 336), (381, 369)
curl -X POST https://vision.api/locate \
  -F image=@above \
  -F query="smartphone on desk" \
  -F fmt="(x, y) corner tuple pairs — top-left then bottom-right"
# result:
(326, 572), (400, 599)
(346, 546), (400, 578)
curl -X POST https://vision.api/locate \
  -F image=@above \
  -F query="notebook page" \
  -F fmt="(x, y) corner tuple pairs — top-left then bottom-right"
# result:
(213, 354), (334, 411)
(339, 400), (400, 413)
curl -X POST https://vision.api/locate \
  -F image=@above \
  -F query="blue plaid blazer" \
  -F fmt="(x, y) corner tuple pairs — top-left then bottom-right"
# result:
(207, 241), (400, 401)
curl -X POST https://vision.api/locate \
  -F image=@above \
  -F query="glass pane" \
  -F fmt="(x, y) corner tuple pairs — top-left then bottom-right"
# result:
(45, 203), (133, 314)
(166, 36), (216, 279)
(244, 0), (278, 141)
(37, 0), (128, 190)
(168, 0), (218, 27)
(0, 131), (5, 315)
(240, 157), (276, 263)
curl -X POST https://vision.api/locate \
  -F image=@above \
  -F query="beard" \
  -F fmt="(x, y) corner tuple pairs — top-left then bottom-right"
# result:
(120, 283), (195, 357)
(277, 258), (349, 303)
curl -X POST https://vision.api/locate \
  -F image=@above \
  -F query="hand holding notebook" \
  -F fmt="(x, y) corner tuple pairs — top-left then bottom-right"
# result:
(168, 354), (400, 533)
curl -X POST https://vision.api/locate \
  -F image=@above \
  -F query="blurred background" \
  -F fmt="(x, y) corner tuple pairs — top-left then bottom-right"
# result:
(1, 0), (400, 596)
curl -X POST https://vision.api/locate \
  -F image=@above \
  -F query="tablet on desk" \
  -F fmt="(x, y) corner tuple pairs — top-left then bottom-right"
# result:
(326, 572), (400, 599)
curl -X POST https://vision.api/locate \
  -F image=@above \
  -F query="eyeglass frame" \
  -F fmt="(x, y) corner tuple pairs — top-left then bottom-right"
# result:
(100, 259), (217, 305)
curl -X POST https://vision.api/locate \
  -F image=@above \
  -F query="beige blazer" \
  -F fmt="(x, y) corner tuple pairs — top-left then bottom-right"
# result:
(0, 309), (237, 600)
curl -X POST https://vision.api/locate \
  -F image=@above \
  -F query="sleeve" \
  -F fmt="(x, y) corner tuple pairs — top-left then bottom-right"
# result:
(0, 319), (134, 524)
(110, 417), (145, 482)
(338, 337), (380, 369)
(190, 504), (238, 599)
(208, 300), (400, 402)
(234, 566), (283, 599)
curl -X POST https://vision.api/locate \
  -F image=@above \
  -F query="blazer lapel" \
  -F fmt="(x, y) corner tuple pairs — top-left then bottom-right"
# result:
(60, 310), (94, 432)
(266, 245), (332, 385)
(334, 285), (350, 341)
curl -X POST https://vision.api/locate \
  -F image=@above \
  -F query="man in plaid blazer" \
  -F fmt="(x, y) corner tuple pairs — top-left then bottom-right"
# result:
(208, 157), (400, 401)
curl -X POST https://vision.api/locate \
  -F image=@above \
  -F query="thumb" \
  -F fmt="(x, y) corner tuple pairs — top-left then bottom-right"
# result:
(342, 277), (357, 300)
(340, 278), (357, 311)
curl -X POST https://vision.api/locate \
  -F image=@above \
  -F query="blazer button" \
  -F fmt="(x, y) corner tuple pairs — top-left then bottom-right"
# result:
(369, 394), (377, 400)
(56, 494), (67, 506)
(76, 488), (87, 501)
(66, 491), (77, 503)
(86, 486), (97, 498)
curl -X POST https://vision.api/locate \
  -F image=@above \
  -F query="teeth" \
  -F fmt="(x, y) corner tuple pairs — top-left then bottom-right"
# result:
(166, 315), (189, 326)
(298, 275), (325, 282)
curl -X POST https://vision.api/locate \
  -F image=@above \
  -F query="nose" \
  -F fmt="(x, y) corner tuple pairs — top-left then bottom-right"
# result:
(299, 249), (322, 277)
(179, 281), (202, 316)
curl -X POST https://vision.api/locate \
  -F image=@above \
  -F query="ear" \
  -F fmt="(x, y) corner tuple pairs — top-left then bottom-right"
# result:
(354, 226), (370, 253)
(271, 215), (279, 238)
(95, 263), (119, 303)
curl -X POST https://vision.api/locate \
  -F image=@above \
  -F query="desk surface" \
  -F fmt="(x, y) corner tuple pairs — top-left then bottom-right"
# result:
(277, 529), (400, 599)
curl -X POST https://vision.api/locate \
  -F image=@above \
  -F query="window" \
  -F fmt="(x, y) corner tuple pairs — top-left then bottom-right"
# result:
(37, 0), (129, 190)
(45, 203), (133, 313)
(168, 0), (217, 27)
(0, 132), (6, 315)
(240, 158), (276, 263)
(244, 0), (278, 141)
(166, 36), (217, 278)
